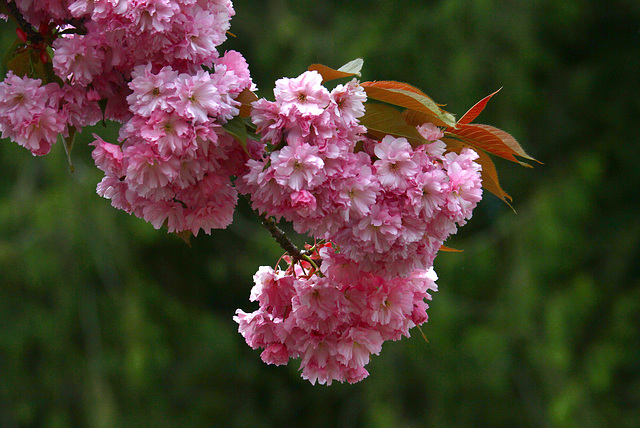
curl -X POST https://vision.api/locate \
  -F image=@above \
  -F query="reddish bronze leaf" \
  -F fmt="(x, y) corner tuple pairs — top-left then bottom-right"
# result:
(362, 80), (431, 97)
(440, 245), (463, 253)
(173, 230), (192, 246)
(445, 124), (538, 167)
(472, 124), (539, 164)
(236, 87), (258, 118)
(361, 81), (457, 128)
(401, 109), (447, 129)
(308, 58), (363, 83)
(458, 88), (502, 125)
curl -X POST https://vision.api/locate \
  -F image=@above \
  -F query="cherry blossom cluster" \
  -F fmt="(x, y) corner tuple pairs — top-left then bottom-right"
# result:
(1, 0), (255, 234)
(92, 52), (252, 234)
(235, 70), (483, 383)
(235, 244), (438, 385)
(0, 71), (101, 155)
(239, 70), (483, 277)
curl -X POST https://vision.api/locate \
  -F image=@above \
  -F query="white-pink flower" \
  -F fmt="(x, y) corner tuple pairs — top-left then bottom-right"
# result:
(373, 135), (418, 190)
(171, 70), (223, 123)
(329, 79), (367, 124)
(52, 34), (105, 86)
(273, 70), (330, 116)
(128, 64), (178, 117)
(336, 327), (383, 368)
(0, 72), (47, 124)
(271, 144), (325, 191)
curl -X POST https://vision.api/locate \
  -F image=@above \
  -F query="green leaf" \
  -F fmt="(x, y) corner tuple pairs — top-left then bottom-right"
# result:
(2, 38), (25, 76)
(222, 116), (250, 153)
(360, 103), (428, 147)
(337, 58), (364, 76)
(61, 126), (77, 173)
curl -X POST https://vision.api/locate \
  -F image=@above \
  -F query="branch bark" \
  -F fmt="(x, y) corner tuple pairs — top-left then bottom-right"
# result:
(260, 215), (305, 262)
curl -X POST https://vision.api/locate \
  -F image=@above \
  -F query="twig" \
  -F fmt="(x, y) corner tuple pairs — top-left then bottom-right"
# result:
(260, 215), (306, 262)
(1, 0), (42, 44)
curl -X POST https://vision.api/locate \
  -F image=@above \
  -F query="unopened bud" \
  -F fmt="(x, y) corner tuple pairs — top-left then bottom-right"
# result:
(39, 48), (49, 64)
(16, 28), (28, 43)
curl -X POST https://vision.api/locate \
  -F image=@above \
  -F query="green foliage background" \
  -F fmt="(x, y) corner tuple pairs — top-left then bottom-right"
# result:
(1, 1), (639, 426)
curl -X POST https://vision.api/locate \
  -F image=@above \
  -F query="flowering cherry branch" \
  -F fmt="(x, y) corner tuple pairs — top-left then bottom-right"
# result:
(0, 0), (536, 385)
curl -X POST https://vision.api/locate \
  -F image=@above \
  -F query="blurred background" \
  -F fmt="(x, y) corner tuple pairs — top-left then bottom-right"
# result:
(1, 0), (639, 426)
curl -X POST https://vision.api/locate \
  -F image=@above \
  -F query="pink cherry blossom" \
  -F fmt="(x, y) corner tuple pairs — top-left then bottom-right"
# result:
(128, 64), (179, 117)
(373, 135), (419, 190)
(273, 70), (330, 116)
(52, 34), (106, 86)
(271, 144), (325, 191)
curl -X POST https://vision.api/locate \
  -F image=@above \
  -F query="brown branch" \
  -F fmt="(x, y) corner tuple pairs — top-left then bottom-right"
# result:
(260, 215), (305, 262)
(1, 0), (42, 44)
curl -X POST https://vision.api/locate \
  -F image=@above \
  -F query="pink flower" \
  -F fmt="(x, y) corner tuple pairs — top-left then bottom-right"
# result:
(352, 204), (402, 253)
(373, 136), (418, 190)
(141, 199), (186, 231)
(171, 70), (223, 123)
(13, 109), (66, 156)
(271, 144), (325, 191)
(52, 34), (105, 86)
(50, 84), (102, 129)
(127, 64), (179, 117)
(261, 343), (290, 366)
(139, 111), (194, 156)
(417, 122), (444, 141)
(124, 144), (180, 196)
(407, 169), (448, 218)
(250, 98), (284, 143)
(290, 189), (317, 216)
(336, 327), (383, 368)
(336, 169), (379, 221)
(443, 149), (483, 221)
(365, 281), (414, 327)
(273, 70), (330, 116)
(292, 276), (341, 333)
(91, 135), (125, 176)
(234, 309), (280, 350)
(300, 356), (345, 386)
(250, 266), (295, 317)
(126, 0), (178, 33)
(173, 7), (229, 64)
(215, 50), (254, 94)
(183, 198), (236, 235)
(0, 72), (47, 124)
(329, 79), (367, 124)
